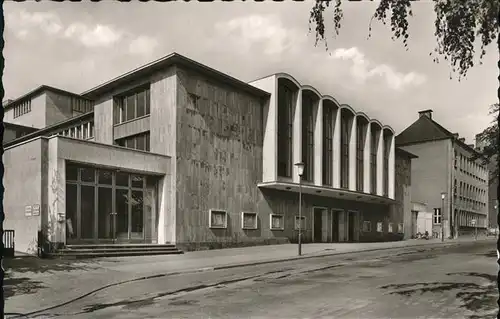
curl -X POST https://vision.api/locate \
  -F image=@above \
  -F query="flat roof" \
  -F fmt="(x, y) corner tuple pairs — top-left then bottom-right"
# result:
(81, 52), (271, 99)
(3, 112), (94, 148)
(3, 85), (93, 111)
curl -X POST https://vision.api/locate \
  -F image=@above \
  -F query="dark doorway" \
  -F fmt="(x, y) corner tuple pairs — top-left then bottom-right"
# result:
(331, 210), (339, 242)
(314, 208), (324, 243)
(348, 212), (355, 242)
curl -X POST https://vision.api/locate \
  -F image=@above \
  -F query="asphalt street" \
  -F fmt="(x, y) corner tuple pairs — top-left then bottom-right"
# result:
(16, 240), (497, 319)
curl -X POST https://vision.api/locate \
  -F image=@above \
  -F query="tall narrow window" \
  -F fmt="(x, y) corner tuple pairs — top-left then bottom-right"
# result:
(322, 105), (334, 186)
(356, 120), (365, 191)
(340, 112), (350, 189)
(370, 127), (378, 194)
(277, 83), (294, 177)
(302, 94), (315, 181)
(383, 133), (390, 197)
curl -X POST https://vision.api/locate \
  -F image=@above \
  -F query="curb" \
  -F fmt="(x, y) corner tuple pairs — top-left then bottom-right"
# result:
(211, 239), (490, 271)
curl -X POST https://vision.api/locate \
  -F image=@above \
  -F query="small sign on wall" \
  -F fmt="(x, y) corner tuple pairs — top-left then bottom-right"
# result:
(32, 204), (40, 216)
(25, 205), (32, 217)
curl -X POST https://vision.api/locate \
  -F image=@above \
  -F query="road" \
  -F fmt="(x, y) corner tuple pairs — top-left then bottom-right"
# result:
(12, 241), (498, 319)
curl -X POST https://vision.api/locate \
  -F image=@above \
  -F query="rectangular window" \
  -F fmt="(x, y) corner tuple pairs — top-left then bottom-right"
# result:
(388, 223), (394, 233)
(398, 223), (404, 233)
(356, 121), (365, 191)
(376, 222), (383, 232)
(370, 129), (377, 194)
(340, 114), (350, 189)
(302, 95), (315, 181)
(13, 100), (32, 118)
(270, 214), (284, 230)
(383, 135), (390, 197)
(114, 86), (151, 124)
(89, 122), (94, 138)
(362, 221), (371, 232)
(241, 212), (258, 230)
(277, 84), (294, 177)
(294, 216), (306, 230)
(209, 209), (227, 229)
(322, 105), (334, 186)
(115, 132), (151, 152)
(433, 208), (442, 224)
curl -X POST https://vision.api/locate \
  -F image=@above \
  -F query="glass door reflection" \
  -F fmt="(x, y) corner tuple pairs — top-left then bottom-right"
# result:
(115, 189), (130, 241)
(98, 187), (114, 241)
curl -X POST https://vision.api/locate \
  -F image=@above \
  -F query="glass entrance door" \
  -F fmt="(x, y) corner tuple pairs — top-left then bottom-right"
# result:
(65, 162), (152, 244)
(97, 187), (114, 242)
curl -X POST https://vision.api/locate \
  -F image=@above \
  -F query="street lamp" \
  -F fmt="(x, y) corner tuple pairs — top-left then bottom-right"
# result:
(295, 162), (305, 256)
(441, 192), (446, 242)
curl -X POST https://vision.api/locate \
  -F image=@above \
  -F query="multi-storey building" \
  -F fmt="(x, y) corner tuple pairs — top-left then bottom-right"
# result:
(3, 53), (413, 255)
(396, 109), (489, 238)
(475, 134), (498, 230)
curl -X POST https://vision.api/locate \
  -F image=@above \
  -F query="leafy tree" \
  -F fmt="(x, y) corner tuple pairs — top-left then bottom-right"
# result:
(309, 0), (499, 80)
(309, 1), (499, 231)
(476, 103), (499, 180)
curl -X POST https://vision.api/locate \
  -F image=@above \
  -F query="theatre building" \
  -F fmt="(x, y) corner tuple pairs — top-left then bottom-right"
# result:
(3, 53), (410, 256)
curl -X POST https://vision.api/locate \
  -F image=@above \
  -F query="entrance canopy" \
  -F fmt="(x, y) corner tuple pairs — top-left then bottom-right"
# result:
(258, 181), (395, 205)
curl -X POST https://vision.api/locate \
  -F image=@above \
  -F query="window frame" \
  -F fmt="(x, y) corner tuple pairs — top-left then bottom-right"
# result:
(114, 85), (151, 125)
(433, 208), (442, 224)
(301, 94), (315, 182)
(356, 120), (365, 191)
(208, 209), (228, 229)
(362, 221), (371, 232)
(270, 214), (285, 231)
(277, 84), (294, 178)
(340, 113), (350, 189)
(241, 212), (258, 230)
(294, 216), (306, 230)
(322, 105), (334, 186)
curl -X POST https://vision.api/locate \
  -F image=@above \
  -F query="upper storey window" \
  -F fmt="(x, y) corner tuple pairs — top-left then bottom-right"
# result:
(71, 97), (94, 114)
(277, 83), (294, 178)
(114, 85), (151, 124)
(13, 99), (32, 118)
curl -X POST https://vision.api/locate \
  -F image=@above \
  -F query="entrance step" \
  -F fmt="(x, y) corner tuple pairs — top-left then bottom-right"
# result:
(49, 244), (184, 259)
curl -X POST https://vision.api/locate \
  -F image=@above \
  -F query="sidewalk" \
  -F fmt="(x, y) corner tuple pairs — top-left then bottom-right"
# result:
(5, 236), (494, 316)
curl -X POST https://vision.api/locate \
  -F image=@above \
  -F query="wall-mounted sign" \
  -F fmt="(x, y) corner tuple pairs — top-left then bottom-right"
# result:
(25, 205), (32, 217)
(32, 204), (40, 216)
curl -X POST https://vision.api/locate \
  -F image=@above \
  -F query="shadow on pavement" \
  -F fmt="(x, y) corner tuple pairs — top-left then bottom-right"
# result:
(3, 257), (106, 299)
(379, 272), (497, 318)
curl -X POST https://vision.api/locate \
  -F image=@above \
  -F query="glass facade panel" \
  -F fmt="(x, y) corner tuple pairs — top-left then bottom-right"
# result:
(66, 184), (78, 240)
(80, 185), (95, 239)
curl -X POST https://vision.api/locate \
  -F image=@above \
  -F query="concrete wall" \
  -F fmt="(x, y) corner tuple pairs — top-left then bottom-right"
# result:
(394, 153), (413, 239)
(45, 91), (75, 127)
(4, 94), (47, 128)
(174, 66), (265, 248)
(401, 139), (451, 226)
(3, 127), (18, 144)
(3, 139), (44, 254)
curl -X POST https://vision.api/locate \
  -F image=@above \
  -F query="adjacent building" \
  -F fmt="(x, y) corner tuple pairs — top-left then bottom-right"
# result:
(475, 134), (498, 230)
(396, 110), (489, 239)
(4, 53), (412, 254)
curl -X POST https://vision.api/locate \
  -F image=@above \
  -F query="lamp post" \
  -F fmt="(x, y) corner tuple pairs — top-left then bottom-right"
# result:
(295, 162), (305, 256)
(441, 192), (446, 242)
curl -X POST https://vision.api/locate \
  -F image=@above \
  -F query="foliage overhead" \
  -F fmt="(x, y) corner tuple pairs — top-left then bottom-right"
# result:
(475, 103), (499, 180)
(309, 0), (499, 80)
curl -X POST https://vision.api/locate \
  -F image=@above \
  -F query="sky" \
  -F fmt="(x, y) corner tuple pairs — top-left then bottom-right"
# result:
(3, 1), (498, 144)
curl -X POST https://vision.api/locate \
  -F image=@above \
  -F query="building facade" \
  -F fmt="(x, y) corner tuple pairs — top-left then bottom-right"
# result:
(396, 110), (489, 239)
(475, 134), (498, 230)
(4, 53), (407, 254)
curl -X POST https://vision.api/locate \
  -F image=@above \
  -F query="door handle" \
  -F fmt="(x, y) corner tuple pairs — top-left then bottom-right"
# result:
(110, 212), (117, 216)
